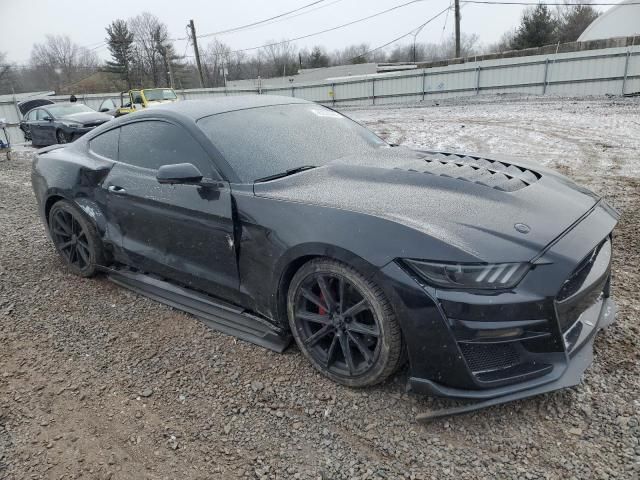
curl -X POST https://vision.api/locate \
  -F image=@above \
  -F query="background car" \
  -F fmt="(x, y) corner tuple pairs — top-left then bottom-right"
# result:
(20, 103), (113, 147)
(17, 97), (55, 116)
(30, 96), (618, 416)
(97, 88), (179, 118)
(97, 98), (119, 116)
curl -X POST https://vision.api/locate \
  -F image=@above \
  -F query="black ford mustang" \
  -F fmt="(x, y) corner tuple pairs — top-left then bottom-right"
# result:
(31, 96), (618, 417)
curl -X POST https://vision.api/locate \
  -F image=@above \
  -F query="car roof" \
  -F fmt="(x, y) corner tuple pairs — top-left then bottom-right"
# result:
(145, 95), (312, 121)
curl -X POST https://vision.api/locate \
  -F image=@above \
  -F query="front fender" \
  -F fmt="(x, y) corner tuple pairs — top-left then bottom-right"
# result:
(235, 192), (472, 324)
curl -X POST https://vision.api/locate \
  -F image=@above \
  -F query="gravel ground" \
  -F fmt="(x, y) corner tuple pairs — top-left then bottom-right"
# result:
(0, 95), (639, 479)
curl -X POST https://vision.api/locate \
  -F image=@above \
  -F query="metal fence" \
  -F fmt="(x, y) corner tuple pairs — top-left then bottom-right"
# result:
(2, 43), (639, 144)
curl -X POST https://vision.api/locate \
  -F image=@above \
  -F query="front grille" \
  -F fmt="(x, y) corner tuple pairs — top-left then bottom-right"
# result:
(459, 343), (521, 373)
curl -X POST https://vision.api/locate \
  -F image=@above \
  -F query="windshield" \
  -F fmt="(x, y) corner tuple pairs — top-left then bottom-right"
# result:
(197, 104), (387, 182)
(144, 89), (177, 101)
(48, 104), (95, 117)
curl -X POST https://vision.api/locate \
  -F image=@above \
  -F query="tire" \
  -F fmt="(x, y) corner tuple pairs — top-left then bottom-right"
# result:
(56, 129), (68, 144)
(287, 258), (403, 387)
(48, 200), (105, 277)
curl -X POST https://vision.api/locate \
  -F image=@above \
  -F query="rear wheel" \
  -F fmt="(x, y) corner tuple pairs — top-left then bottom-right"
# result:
(287, 258), (403, 387)
(48, 200), (105, 277)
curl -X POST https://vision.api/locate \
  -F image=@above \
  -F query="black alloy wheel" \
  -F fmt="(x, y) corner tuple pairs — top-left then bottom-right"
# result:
(48, 200), (104, 277)
(288, 259), (403, 387)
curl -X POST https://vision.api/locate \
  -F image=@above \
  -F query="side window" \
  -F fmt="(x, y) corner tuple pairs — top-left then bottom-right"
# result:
(99, 99), (114, 112)
(118, 121), (214, 176)
(35, 109), (46, 120)
(89, 128), (119, 160)
(24, 110), (34, 121)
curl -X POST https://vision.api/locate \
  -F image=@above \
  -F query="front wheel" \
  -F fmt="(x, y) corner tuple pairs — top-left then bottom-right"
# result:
(56, 129), (68, 144)
(287, 258), (404, 387)
(48, 200), (105, 277)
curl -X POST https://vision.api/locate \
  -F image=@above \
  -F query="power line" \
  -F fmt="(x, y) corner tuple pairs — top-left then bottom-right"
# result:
(55, 0), (346, 52)
(463, 0), (640, 5)
(246, 0), (346, 32)
(440, 0), (453, 43)
(89, 43), (107, 52)
(350, 5), (452, 61)
(173, 0), (330, 40)
(185, 0), (433, 57)
(81, 40), (107, 49)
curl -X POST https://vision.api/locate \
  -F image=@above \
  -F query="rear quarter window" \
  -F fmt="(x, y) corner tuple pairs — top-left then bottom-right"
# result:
(89, 128), (119, 160)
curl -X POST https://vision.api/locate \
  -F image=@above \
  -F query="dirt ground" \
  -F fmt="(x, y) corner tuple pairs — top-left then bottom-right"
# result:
(1, 95), (639, 479)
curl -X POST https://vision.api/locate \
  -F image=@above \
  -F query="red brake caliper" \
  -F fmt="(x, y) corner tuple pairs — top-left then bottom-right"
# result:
(318, 291), (327, 315)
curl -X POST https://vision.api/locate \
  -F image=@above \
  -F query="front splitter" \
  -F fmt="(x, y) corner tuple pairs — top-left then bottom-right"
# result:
(414, 297), (616, 421)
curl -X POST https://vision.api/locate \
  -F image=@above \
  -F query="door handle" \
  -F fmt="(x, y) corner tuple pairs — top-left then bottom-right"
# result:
(108, 185), (127, 194)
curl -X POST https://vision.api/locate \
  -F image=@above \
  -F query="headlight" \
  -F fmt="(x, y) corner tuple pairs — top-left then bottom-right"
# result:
(404, 259), (530, 290)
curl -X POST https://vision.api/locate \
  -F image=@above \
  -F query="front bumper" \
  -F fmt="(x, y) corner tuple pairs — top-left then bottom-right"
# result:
(413, 297), (615, 419)
(378, 200), (619, 415)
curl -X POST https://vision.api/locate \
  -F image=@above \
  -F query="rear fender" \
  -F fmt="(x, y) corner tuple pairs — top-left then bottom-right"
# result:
(74, 197), (109, 237)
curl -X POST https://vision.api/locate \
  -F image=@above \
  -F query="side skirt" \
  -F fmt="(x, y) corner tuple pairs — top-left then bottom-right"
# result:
(104, 267), (292, 353)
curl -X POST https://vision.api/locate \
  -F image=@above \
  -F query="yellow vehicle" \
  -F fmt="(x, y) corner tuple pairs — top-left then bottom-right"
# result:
(104, 88), (179, 117)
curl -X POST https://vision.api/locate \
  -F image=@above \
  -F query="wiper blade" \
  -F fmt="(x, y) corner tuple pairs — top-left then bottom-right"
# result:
(255, 165), (317, 183)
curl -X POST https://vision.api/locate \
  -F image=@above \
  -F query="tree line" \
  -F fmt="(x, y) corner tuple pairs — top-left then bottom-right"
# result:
(0, 4), (599, 95)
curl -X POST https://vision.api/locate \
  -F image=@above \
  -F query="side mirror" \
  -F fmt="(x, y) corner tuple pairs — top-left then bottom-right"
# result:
(156, 163), (204, 185)
(99, 108), (109, 113)
(43, 116), (53, 122)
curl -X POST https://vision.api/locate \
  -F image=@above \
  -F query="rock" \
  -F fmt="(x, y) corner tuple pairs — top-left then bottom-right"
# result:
(140, 389), (153, 398)
(250, 381), (264, 392)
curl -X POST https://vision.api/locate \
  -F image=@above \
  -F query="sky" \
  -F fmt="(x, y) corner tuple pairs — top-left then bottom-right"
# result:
(0, 0), (606, 65)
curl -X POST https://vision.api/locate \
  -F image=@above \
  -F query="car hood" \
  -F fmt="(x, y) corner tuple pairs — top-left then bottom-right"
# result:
(146, 100), (177, 107)
(253, 147), (602, 263)
(61, 111), (112, 124)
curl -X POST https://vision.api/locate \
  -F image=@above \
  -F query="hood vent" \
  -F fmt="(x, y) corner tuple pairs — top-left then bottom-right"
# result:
(402, 151), (541, 192)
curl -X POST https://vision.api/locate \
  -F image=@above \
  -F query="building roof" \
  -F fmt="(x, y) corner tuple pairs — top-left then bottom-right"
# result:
(578, 0), (640, 41)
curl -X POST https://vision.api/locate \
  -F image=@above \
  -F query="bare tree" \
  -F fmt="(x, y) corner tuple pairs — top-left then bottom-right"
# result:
(383, 34), (481, 63)
(128, 12), (173, 87)
(203, 39), (232, 87)
(331, 44), (371, 65)
(0, 52), (15, 94)
(29, 35), (98, 92)
(261, 40), (298, 78)
(485, 29), (518, 54)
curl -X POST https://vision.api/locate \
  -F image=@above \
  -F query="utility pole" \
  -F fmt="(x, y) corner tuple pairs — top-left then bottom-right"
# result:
(189, 19), (205, 88)
(454, 0), (461, 58)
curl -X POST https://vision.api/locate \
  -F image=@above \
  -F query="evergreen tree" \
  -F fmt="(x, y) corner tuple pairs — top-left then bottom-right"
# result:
(308, 46), (329, 68)
(511, 4), (558, 50)
(105, 19), (135, 88)
(556, 4), (600, 43)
